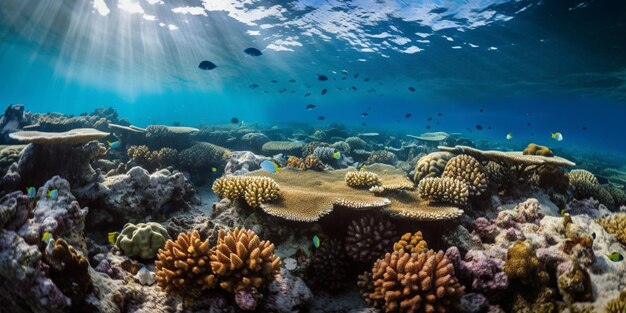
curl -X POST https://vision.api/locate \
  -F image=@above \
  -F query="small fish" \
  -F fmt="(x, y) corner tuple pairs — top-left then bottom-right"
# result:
(341, 70), (348, 75)
(289, 79), (296, 83)
(260, 160), (282, 173)
(198, 60), (217, 70)
(108, 231), (120, 244)
(560, 209), (566, 216)
(437, 112), (442, 116)
(241, 120), (245, 126)
(107, 140), (121, 149)
(41, 232), (54, 244)
(591, 232), (596, 240)
(244, 47), (262, 56)
(425, 125), (431, 129)
(476, 125), (483, 130)
(231, 117), (240, 124)
(249, 84), (259, 89)
(317, 74), (328, 81)
(354, 73), (359, 78)
(552, 132), (563, 141)
(506, 133), (513, 140)
(321, 89), (327, 95)
(364, 77), (370, 81)
(351, 86), (357, 91)
(304, 93), (311, 97)
(405, 113), (412, 118)
(361, 113), (368, 117)
(306, 104), (316, 110)
(26, 186), (36, 198)
(408, 86), (416, 92)
(427, 117), (432, 121)
(318, 116), (325, 120)
(333, 151), (341, 159)
(47, 189), (58, 200)
(479, 108), (484, 113)
(211, 167), (217, 173)
(312, 235), (320, 249)
(271, 80), (278, 83)
(607, 252), (624, 262)
(359, 164), (367, 171)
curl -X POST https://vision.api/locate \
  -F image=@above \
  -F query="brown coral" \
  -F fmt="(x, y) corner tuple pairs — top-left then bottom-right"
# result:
(210, 228), (281, 293)
(299, 154), (324, 170)
(155, 231), (217, 297)
(504, 241), (549, 287)
(345, 215), (399, 264)
(361, 249), (464, 313)
(442, 154), (488, 196)
(596, 213), (626, 245)
(605, 290), (626, 313)
(302, 141), (330, 157)
(523, 143), (554, 157)
(345, 171), (382, 188)
(417, 177), (469, 206)
(212, 176), (280, 207)
(568, 169), (601, 201)
(367, 150), (397, 165)
(309, 237), (349, 291)
(413, 151), (454, 183)
(393, 231), (428, 254)
(46, 238), (92, 304)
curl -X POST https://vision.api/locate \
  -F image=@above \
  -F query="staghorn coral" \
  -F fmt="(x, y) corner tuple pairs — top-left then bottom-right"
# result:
(212, 176), (281, 207)
(115, 222), (171, 259)
(523, 143), (554, 157)
(360, 249), (464, 313)
(413, 151), (454, 183)
(596, 213), (626, 245)
(309, 237), (349, 292)
(503, 241), (548, 287)
(393, 231), (428, 254)
(417, 177), (469, 206)
(605, 290), (626, 313)
(345, 171), (382, 188)
(210, 227), (281, 293)
(155, 231), (217, 298)
(367, 150), (397, 165)
(345, 215), (399, 264)
(442, 154), (488, 196)
(45, 238), (92, 306)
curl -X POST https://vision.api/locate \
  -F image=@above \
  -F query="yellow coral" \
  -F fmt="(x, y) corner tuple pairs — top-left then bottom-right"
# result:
(345, 171), (382, 188)
(210, 228), (281, 292)
(212, 176), (280, 207)
(597, 213), (626, 245)
(417, 177), (469, 206)
(523, 143), (554, 157)
(393, 231), (428, 254)
(605, 290), (626, 313)
(442, 154), (488, 196)
(504, 241), (549, 287)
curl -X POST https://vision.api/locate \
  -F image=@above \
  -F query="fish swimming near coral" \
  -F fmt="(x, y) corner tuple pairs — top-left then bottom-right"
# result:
(260, 160), (282, 173)
(333, 151), (341, 159)
(506, 133), (513, 140)
(318, 74), (328, 81)
(41, 232), (54, 244)
(108, 231), (119, 244)
(552, 132), (563, 141)
(231, 117), (240, 124)
(607, 252), (624, 262)
(312, 235), (320, 249)
(47, 189), (58, 200)
(306, 104), (316, 110)
(211, 167), (217, 173)
(26, 186), (36, 198)
(107, 140), (121, 149)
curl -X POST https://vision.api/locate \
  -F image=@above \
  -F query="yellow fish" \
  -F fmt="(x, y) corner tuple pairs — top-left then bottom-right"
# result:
(41, 232), (53, 244)
(506, 133), (513, 140)
(333, 151), (341, 159)
(607, 252), (624, 262)
(551, 132), (563, 141)
(108, 231), (119, 244)
(211, 167), (217, 173)
(560, 209), (566, 217)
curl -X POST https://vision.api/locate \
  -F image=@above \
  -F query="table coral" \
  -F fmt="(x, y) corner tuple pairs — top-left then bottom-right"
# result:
(442, 154), (488, 196)
(261, 141), (304, 155)
(115, 222), (170, 259)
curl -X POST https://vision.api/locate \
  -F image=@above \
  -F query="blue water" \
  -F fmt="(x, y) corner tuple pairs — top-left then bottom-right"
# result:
(1, 0), (625, 156)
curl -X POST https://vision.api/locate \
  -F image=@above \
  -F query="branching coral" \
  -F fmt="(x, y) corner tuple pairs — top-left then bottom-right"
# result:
(413, 151), (454, 183)
(345, 171), (382, 188)
(417, 177), (469, 206)
(360, 249), (464, 313)
(210, 228), (281, 293)
(367, 150), (397, 165)
(212, 176), (280, 207)
(605, 290), (626, 313)
(441, 154), (488, 196)
(345, 215), (399, 264)
(596, 213), (626, 245)
(285, 155), (324, 171)
(155, 231), (217, 298)
(523, 143), (554, 157)
(393, 231), (428, 254)
(115, 222), (171, 259)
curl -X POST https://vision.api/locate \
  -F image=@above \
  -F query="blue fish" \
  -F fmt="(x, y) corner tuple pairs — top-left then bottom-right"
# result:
(244, 47), (262, 56)
(107, 140), (121, 149)
(47, 189), (58, 200)
(26, 187), (36, 198)
(260, 160), (281, 173)
(199, 60), (217, 70)
(312, 235), (320, 249)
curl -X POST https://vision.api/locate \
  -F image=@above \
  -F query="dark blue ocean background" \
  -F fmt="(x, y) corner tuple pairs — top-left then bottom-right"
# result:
(1, 0), (625, 157)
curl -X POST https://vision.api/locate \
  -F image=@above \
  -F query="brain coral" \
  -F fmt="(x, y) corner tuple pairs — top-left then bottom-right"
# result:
(155, 231), (217, 298)
(360, 249), (464, 313)
(417, 177), (469, 206)
(441, 154), (488, 196)
(345, 215), (399, 264)
(393, 231), (428, 254)
(413, 151), (454, 183)
(345, 171), (382, 188)
(523, 143), (554, 157)
(596, 213), (626, 245)
(210, 228), (281, 293)
(179, 142), (231, 169)
(212, 176), (280, 207)
(115, 222), (170, 259)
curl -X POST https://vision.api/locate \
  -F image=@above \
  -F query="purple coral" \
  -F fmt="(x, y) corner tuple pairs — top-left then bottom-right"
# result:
(235, 288), (260, 311)
(446, 247), (509, 294)
(474, 217), (498, 242)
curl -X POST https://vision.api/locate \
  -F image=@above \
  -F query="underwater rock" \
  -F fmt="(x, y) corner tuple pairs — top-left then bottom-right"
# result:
(262, 268), (313, 313)
(0, 104), (26, 142)
(0, 191), (30, 231)
(224, 151), (267, 176)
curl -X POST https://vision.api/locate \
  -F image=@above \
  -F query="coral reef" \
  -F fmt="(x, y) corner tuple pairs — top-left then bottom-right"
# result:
(309, 237), (349, 292)
(312, 146), (336, 161)
(127, 145), (179, 172)
(302, 141), (330, 157)
(345, 136), (367, 150)
(360, 249), (465, 312)
(366, 150), (397, 165)
(45, 238), (93, 307)
(393, 231), (428, 254)
(262, 141), (303, 155)
(224, 151), (266, 175)
(286, 154), (325, 171)
(605, 290), (626, 313)
(155, 230), (217, 298)
(144, 125), (197, 150)
(417, 177), (469, 206)
(212, 176), (281, 207)
(445, 247), (509, 295)
(345, 171), (382, 188)
(503, 241), (549, 287)
(210, 227), (281, 293)
(596, 213), (626, 245)
(345, 215), (399, 264)
(413, 151), (454, 183)
(442, 154), (488, 196)
(523, 143), (554, 157)
(179, 141), (230, 170)
(568, 169), (600, 200)
(115, 222), (171, 259)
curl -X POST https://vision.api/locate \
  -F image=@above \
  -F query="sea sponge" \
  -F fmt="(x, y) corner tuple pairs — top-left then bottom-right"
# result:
(503, 241), (549, 287)
(413, 151), (454, 183)
(568, 169), (599, 199)
(46, 238), (92, 304)
(360, 249), (464, 313)
(393, 231), (428, 254)
(367, 150), (397, 165)
(345, 136), (367, 150)
(523, 143), (554, 157)
(345, 215), (399, 264)
(596, 213), (626, 245)
(441, 154), (488, 196)
(309, 237), (349, 291)
(155, 231), (217, 297)
(212, 176), (280, 207)
(210, 228), (281, 293)
(115, 222), (171, 259)
(605, 290), (626, 313)
(345, 171), (382, 188)
(302, 141), (330, 157)
(417, 177), (469, 206)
